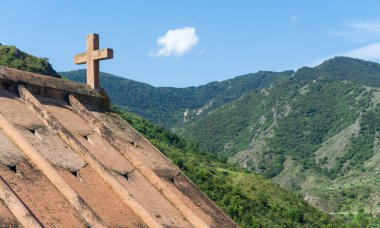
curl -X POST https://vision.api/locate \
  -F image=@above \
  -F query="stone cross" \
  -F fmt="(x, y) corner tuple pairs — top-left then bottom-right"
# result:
(74, 33), (113, 89)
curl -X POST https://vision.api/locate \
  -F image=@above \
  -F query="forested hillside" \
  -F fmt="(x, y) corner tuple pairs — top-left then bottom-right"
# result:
(0, 44), (59, 77)
(60, 70), (292, 128)
(315, 57), (380, 87)
(180, 57), (380, 217)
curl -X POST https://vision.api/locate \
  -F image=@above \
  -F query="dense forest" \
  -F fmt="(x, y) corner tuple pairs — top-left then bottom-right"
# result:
(60, 69), (292, 128)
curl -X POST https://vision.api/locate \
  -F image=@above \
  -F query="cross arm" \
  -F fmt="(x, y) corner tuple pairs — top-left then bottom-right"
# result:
(74, 48), (113, 65)
(92, 48), (113, 61)
(74, 53), (87, 65)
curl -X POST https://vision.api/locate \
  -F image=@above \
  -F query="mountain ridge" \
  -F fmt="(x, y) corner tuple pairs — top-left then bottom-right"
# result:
(60, 69), (293, 128)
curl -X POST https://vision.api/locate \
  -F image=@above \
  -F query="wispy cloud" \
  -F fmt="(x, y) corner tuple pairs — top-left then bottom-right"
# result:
(309, 41), (380, 67)
(346, 21), (380, 33)
(342, 42), (380, 59)
(290, 14), (300, 23)
(308, 20), (380, 66)
(326, 21), (380, 43)
(150, 27), (199, 57)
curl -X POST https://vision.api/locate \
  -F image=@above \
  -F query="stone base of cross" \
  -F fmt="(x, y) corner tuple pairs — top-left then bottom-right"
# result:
(74, 34), (113, 90)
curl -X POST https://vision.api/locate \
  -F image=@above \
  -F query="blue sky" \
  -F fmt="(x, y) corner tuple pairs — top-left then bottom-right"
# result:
(2, 1), (380, 87)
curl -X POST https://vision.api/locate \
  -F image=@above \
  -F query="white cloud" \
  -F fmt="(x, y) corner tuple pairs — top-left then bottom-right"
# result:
(309, 42), (380, 67)
(290, 14), (300, 23)
(151, 27), (199, 57)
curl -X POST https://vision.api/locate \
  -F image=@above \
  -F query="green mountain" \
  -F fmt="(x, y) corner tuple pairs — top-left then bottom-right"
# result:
(0, 44), (59, 77)
(60, 69), (292, 128)
(180, 57), (380, 217)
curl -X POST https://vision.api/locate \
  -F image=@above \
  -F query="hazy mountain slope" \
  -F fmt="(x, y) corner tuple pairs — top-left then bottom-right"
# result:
(60, 70), (292, 128)
(0, 44), (59, 77)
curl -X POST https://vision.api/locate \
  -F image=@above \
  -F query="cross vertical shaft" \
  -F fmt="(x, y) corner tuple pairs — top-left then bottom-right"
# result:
(74, 33), (113, 90)
(87, 34), (99, 89)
